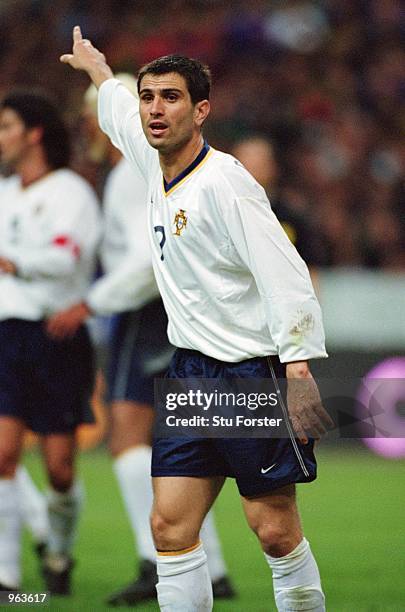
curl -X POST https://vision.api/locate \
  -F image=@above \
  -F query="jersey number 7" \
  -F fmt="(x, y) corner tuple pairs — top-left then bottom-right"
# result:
(154, 226), (166, 261)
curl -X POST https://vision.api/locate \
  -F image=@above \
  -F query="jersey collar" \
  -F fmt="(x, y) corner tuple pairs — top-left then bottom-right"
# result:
(163, 141), (210, 196)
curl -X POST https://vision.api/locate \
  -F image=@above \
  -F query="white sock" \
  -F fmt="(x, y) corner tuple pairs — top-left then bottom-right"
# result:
(0, 478), (21, 588)
(156, 542), (213, 611)
(47, 480), (84, 558)
(265, 538), (325, 611)
(113, 446), (156, 562)
(200, 510), (228, 581)
(15, 465), (49, 544)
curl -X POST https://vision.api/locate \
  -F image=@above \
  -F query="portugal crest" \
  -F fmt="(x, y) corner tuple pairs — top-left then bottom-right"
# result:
(173, 209), (188, 236)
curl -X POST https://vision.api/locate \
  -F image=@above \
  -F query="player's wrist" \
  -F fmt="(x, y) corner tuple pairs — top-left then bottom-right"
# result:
(286, 361), (310, 378)
(88, 63), (114, 89)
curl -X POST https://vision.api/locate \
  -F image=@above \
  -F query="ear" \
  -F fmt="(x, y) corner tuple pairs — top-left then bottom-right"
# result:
(194, 100), (210, 127)
(27, 126), (44, 146)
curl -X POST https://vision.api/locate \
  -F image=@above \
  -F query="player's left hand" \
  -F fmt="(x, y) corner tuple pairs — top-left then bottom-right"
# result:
(0, 257), (17, 275)
(286, 361), (334, 444)
(46, 302), (91, 340)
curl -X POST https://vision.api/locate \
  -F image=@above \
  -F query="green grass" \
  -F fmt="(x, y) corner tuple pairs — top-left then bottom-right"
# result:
(12, 446), (405, 612)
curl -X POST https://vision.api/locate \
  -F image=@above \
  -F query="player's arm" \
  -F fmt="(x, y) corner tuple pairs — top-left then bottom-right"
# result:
(46, 259), (159, 340)
(60, 27), (156, 181)
(4, 239), (82, 280)
(47, 173), (158, 339)
(47, 257), (158, 339)
(87, 170), (158, 314)
(48, 225), (159, 339)
(221, 187), (333, 442)
(4, 185), (100, 282)
(284, 360), (332, 444)
(47, 241), (159, 339)
(86, 258), (159, 316)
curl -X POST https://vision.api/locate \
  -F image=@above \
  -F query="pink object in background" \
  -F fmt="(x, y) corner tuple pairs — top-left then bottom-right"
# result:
(358, 357), (405, 458)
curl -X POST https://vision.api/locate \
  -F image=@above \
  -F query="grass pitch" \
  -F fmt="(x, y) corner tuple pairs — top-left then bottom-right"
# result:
(14, 445), (405, 612)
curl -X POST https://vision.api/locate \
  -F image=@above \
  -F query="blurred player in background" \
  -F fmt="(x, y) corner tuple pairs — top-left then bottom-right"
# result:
(231, 136), (326, 281)
(62, 29), (332, 611)
(48, 75), (234, 605)
(0, 172), (50, 561)
(0, 90), (101, 594)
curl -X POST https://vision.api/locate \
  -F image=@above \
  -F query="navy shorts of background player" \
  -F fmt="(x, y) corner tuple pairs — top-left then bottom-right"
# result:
(152, 349), (316, 498)
(107, 298), (174, 406)
(0, 319), (94, 434)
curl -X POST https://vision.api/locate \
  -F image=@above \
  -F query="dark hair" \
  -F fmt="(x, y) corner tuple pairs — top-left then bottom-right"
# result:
(137, 55), (211, 105)
(0, 90), (71, 169)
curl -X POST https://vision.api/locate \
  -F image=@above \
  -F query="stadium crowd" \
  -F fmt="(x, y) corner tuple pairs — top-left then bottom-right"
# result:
(0, 0), (404, 270)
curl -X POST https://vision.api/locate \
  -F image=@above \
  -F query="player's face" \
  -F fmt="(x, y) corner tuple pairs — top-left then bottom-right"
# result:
(0, 108), (30, 168)
(139, 72), (208, 154)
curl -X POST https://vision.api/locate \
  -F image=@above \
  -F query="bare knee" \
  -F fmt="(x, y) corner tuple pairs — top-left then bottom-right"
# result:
(246, 487), (302, 557)
(151, 511), (200, 552)
(47, 458), (74, 492)
(252, 520), (301, 557)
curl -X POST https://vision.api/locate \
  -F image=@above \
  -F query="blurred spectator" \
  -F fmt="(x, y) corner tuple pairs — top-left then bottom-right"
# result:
(231, 136), (327, 269)
(1, 0), (403, 269)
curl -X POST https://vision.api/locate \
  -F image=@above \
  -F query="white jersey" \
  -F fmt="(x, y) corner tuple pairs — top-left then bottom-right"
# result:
(0, 175), (7, 194)
(99, 79), (327, 363)
(86, 157), (159, 315)
(0, 169), (101, 321)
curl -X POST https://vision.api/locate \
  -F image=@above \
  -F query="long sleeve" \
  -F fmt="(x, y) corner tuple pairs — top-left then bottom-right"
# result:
(222, 191), (327, 363)
(98, 79), (159, 181)
(86, 158), (159, 315)
(4, 185), (101, 281)
(87, 259), (159, 315)
(0, 169), (101, 320)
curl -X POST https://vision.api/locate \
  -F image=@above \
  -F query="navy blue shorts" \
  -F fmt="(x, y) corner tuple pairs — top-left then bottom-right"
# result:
(107, 299), (174, 405)
(152, 349), (317, 497)
(0, 319), (95, 434)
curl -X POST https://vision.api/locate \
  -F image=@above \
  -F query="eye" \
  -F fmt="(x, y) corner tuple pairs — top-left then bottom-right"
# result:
(166, 93), (179, 102)
(140, 93), (153, 102)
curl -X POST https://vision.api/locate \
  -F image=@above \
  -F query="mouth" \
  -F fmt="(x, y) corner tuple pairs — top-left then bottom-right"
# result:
(148, 121), (168, 137)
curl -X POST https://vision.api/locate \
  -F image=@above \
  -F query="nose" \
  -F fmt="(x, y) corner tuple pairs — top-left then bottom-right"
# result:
(149, 96), (164, 116)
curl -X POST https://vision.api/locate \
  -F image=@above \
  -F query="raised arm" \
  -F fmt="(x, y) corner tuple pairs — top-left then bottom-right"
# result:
(60, 27), (158, 180)
(60, 26), (113, 88)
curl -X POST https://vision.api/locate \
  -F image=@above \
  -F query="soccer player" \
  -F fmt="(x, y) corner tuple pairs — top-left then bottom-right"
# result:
(48, 75), (235, 605)
(0, 90), (101, 594)
(61, 27), (333, 611)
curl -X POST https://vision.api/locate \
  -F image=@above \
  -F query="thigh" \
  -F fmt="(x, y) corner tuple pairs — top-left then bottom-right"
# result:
(0, 416), (26, 476)
(153, 475), (225, 531)
(110, 400), (155, 455)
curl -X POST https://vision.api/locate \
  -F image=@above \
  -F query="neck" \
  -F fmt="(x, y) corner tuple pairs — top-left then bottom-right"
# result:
(159, 134), (204, 184)
(17, 151), (52, 188)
